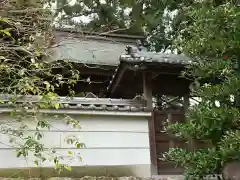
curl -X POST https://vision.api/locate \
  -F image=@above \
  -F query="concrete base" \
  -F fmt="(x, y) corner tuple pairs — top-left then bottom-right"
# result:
(0, 165), (151, 178)
(152, 175), (219, 180)
(152, 175), (184, 180)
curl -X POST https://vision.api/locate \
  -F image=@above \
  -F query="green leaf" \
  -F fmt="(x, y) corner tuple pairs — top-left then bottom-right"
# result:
(54, 103), (60, 109)
(16, 151), (22, 158)
(51, 85), (55, 92)
(64, 165), (72, 171)
(34, 160), (39, 166)
(76, 142), (85, 148)
(68, 151), (73, 156)
(44, 81), (50, 91)
(76, 143), (81, 148)
(0, 17), (10, 23)
(35, 131), (43, 140)
(0, 28), (12, 37)
(79, 156), (82, 161)
(41, 157), (47, 162)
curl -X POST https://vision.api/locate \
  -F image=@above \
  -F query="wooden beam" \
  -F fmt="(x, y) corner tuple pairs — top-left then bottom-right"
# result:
(76, 69), (113, 76)
(109, 64), (127, 95)
(110, 71), (191, 98)
(143, 71), (153, 110)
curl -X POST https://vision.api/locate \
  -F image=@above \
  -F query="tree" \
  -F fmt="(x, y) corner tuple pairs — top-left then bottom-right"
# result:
(48, 0), (187, 51)
(0, 0), (82, 172)
(164, 0), (240, 179)
(51, 0), (146, 35)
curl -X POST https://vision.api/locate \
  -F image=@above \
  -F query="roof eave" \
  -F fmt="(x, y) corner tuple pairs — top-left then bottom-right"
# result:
(107, 53), (192, 97)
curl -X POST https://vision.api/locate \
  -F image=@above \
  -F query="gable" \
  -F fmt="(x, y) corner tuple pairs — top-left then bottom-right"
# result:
(51, 29), (145, 66)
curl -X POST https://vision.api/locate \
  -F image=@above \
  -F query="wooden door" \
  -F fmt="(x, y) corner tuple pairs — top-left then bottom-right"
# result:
(153, 109), (186, 175)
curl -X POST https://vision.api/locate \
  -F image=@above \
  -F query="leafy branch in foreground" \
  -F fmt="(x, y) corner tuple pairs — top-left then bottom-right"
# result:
(0, 0), (83, 173)
(164, 1), (240, 180)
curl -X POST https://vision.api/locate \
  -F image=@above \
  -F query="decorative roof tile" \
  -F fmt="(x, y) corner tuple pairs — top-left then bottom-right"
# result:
(0, 95), (147, 112)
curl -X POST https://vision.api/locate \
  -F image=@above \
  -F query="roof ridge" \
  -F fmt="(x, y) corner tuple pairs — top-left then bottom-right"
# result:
(53, 27), (145, 39)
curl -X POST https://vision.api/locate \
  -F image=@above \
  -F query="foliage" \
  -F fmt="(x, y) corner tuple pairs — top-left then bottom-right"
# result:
(51, 0), (157, 34)
(164, 1), (240, 179)
(0, 0), (82, 173)
(47, 0), (188, 51)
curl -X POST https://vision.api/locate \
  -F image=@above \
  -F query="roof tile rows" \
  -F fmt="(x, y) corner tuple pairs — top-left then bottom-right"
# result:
(0, 95), (147, 112)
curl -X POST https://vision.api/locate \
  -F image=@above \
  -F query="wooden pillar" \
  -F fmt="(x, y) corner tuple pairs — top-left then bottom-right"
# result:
(168, 113), (175, 148)
(183, 95), (195, 151)
(143, 72), (157, 175)
(143, 72), (153, 110)
(183, 95), (190, 111)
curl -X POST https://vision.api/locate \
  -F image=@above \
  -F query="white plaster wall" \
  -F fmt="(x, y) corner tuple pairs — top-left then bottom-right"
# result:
(0, 114), (150, 169)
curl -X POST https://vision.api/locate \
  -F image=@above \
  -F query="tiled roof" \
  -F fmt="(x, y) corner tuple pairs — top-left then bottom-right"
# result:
(0, 95), (147, 112)
(120, 51), (192, 65)
(107, 50), (191, 92)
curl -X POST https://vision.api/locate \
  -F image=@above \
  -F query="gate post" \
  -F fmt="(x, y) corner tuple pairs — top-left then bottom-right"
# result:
(143, 72), (153, 110)
(143, 72), (157, 176)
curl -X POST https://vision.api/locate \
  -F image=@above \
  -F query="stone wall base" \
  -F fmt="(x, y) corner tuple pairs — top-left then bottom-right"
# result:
(0, 165), (151, 178)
